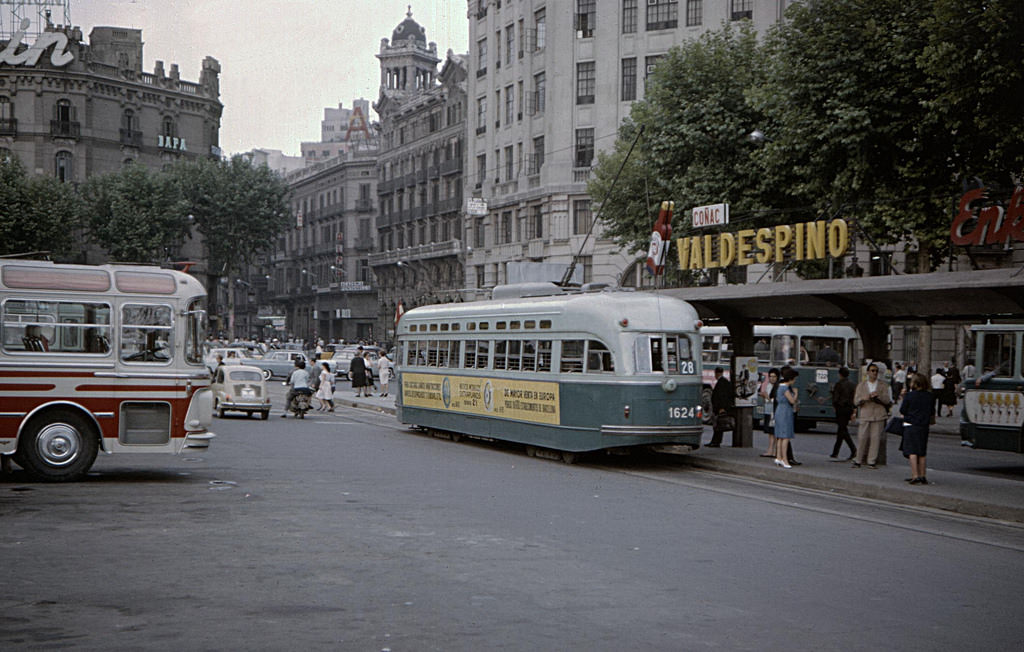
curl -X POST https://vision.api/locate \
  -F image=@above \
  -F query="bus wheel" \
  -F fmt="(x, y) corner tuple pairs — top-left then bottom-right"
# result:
(19, 411), (98, 482)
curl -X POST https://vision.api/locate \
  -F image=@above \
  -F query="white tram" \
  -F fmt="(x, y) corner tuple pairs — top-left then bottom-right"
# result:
(395, 285), (704, 460)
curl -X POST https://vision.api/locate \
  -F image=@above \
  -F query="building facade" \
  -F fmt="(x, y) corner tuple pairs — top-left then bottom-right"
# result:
(464, 0), (786, 291)
(264, 143), (380, 344)
(300, 98), (377, 164)
(369, 11), (468, 339)
(0, 24), (222, 180)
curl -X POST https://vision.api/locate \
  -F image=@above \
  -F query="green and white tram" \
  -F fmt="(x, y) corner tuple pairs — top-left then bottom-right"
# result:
(394, 285), (705, 459)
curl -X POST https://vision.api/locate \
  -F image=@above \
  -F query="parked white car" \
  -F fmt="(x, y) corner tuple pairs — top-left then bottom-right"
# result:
(204, 347), (250, 374)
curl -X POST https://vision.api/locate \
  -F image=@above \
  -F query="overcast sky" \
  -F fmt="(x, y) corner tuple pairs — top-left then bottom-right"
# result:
(71, 0), (470, 157)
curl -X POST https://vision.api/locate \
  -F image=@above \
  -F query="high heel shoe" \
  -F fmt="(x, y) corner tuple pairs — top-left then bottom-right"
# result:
(775, 458), (791, 469)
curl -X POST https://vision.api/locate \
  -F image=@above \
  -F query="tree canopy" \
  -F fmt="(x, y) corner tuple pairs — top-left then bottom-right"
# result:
(0, 157), (81, 259)
(592, 0), (1024, 276)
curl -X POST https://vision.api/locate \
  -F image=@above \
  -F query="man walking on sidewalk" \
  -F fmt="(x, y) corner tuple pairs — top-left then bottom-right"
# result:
(830, 366), (857, 460)
(707, 367), (734, 447)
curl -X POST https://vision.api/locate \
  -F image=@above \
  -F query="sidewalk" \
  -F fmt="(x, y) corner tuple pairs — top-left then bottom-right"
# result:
(336, 391), (1024, 523)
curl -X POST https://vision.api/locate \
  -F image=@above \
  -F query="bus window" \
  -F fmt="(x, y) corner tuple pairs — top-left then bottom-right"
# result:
(121, 304), (172, 363)
(561, 340), (584, 373)
(981, 333), (1016, 378)
(585, 340), (614, 373)
(184, 298), (205, 364)
(802, 336), (844, 367)
(2, 299), (110, 354)
(771, 335), (797, 366)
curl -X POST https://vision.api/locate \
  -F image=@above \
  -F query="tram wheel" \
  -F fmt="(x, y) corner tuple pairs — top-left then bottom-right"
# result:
(18, 410), (99, 482)
(525, 446), (537, 457)
(560, 451), (578, 464)
(450, 432), (463, 443)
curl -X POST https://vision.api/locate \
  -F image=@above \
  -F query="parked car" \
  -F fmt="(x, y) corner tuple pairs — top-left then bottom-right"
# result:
(204, 347), (251, 374)
(241, 350), (336, 379)
(332, 346), (383, 381)
(211, 365), (271, 419)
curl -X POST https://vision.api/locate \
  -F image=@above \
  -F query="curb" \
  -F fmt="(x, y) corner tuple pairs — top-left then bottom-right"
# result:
(676, 455), (1024, 523)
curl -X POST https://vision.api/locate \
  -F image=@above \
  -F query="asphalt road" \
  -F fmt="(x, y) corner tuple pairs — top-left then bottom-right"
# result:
(2, 390), (1023, 651)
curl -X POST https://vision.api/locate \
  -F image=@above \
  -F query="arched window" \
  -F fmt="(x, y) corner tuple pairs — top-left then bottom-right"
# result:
(55, 151), (73, 182)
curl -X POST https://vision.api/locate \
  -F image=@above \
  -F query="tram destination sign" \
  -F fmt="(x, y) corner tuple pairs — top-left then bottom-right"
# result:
(676, 218), (849, 270)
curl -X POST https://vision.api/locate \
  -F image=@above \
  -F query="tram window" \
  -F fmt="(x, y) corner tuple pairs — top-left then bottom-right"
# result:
(465, 341), (477, 368)
(476, 340), (490, 368)
(522, 340), (537, 371)
(479, 322), (489, 330)
(429, 324), (438, 332)
(426, 340), (440, 366)
(436, 340), (451, 367)
(981, 333), (1016, 378)
(494, 340), (507, 370)
(496, 321), (507, 330)
(585, 340), (614, 373)
(540, 320), (552, 329)
(121, 304), (172, 364)
(2, 299), (111, 354)
(772, 335), (797, 366)
(537, 340), (553, 372)
(525, 320), (536, 329)
(561, 340), (584, 373)
(452, 323), (461, 331)
(441, 323), (449, 331)
(803, 336), (844, 367)
(468, 323), (476, 331)
(510, 321), (521, 330)
(753, 337), (770, 363)
(507, 340), (522, 371)
(666, 335), (692, 374)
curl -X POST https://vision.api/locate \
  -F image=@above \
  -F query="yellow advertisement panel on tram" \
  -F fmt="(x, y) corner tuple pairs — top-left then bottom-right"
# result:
(402, 372), (560, 425)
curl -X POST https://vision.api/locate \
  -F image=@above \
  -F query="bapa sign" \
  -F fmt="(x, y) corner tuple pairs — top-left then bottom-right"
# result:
(0, 19), (74, 68)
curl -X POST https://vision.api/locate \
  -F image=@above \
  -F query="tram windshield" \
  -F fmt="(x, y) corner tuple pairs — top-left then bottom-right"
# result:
(636, 334), (696, 374)
(981, 332), (1016, 378)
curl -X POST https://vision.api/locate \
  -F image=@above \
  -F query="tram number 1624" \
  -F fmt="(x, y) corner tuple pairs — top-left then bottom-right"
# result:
(669, 406), (699, 420)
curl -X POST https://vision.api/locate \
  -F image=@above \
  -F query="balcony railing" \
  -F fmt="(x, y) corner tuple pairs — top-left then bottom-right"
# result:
(355, 198), (374, 212)
(119, 128), (143, 147)
(50, 120), (80, 139)
(0, 118), (16, 136)
(368, 239), (464, 267)
(440, 158), (462, 175)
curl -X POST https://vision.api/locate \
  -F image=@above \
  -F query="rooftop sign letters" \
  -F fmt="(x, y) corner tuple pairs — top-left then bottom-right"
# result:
(950, 186), (1024, 246)
(677, 219), (849, 270)
(0, 19), (74, 68)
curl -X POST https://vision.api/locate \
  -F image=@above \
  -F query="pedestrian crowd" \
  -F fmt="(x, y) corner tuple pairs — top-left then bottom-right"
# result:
(707, 359), (966, 486)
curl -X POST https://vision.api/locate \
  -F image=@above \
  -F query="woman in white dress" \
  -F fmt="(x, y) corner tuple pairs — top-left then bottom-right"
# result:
(377, 353), (392, 397)
(315, 362), (335, 412)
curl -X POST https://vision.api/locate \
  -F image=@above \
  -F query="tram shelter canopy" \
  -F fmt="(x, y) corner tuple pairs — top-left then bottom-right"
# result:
(661, 267), (1024, 359)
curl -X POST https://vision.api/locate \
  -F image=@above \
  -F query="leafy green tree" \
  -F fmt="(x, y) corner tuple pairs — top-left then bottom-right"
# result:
(589, 22), (769, 260)
(170, 155), (290, 280)
(0, 157), (82, 258)
(80, 164), (191, 264)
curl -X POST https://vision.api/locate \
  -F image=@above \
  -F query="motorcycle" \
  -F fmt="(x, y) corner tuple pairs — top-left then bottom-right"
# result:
(284, 387), (312, 418)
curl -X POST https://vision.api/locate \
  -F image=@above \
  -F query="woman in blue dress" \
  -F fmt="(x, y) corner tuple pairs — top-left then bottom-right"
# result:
(898, 372), (935, 484)
(774, 367), (799, 469)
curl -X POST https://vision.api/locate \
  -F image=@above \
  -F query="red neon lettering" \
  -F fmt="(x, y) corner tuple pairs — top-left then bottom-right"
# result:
(950, 187), (1024, 246)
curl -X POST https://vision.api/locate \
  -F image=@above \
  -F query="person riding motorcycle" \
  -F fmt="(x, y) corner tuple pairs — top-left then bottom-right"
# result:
(282, 358), (313, 417)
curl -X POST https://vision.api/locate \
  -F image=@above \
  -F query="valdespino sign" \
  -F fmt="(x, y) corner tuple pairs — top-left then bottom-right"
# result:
(676, 219), (849, 270)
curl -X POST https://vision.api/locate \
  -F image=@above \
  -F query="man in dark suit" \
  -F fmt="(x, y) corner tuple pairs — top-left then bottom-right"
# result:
(707, 367), (735, 447)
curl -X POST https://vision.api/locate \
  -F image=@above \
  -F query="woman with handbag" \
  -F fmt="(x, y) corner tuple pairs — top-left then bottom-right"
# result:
(758, 368), (780, 458)
(773, 367), (799, 469)
(898, 373), (935, 484)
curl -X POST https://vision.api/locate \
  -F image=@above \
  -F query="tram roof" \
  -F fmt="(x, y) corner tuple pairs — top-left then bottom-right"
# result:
(662, 267), (1024, 326)
(401, 289), (701, 332)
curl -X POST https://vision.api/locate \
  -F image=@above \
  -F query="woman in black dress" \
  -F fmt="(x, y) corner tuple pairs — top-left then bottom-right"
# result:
(898, 373), (935, 485)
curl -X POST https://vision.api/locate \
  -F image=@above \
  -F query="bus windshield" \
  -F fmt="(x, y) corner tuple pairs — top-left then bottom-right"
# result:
(981, 332), (1016, 378)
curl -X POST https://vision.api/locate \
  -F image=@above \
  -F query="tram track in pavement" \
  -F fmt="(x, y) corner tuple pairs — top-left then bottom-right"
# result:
(295, 400), (1024, 551)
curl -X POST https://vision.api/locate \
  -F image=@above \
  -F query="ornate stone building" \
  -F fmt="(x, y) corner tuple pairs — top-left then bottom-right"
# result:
(369, 10), (468, 339)
(0, 23), (222, 180)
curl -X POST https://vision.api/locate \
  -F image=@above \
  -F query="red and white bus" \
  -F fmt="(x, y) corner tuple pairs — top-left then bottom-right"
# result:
(0, 260), (214, 481)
